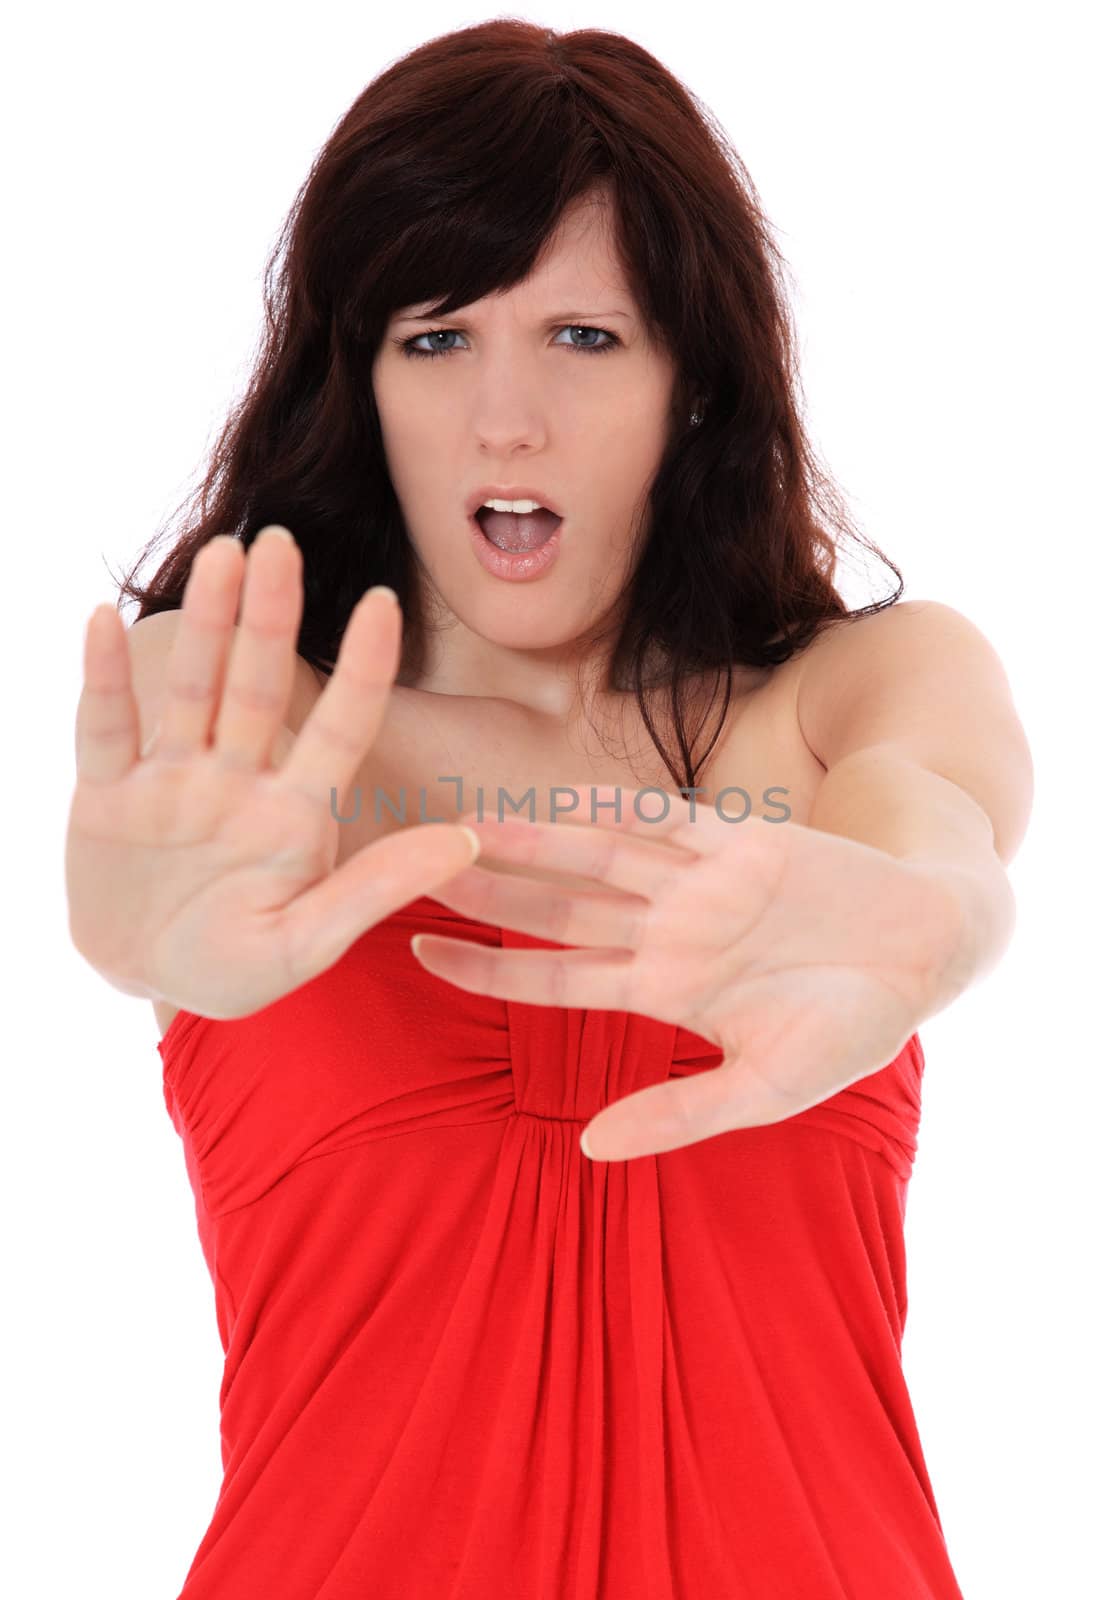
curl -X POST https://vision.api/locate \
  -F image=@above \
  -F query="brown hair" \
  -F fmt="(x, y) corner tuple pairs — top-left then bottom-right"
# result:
(116, 19), (902, 791)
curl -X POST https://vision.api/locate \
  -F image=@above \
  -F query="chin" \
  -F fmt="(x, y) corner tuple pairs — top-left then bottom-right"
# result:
(464, 609), (582, 652)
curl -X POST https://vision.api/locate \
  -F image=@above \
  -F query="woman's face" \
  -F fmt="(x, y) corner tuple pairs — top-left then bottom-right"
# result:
(371, 192), (679, 677)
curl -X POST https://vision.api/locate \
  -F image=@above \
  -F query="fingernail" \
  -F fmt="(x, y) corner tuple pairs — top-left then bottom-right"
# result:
(367, 584), (398, 605)
(261, 525), (295, 544)
(580, 1129), (594, 1159)
(459, 825), (481, 861)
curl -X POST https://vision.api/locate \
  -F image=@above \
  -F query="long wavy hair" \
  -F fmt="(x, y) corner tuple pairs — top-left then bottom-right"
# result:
(116, 18), (901, 792)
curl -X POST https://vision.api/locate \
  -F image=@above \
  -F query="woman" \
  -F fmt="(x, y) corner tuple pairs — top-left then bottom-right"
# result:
(66, 20), (1032, 1599)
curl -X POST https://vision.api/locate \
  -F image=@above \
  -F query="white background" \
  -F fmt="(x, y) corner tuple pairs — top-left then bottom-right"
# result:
(5, 2), (1109, 1595)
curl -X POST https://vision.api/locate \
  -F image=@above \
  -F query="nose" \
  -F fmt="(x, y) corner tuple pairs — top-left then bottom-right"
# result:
(471, 401), (546, 453)
(466, 349), (557, 446)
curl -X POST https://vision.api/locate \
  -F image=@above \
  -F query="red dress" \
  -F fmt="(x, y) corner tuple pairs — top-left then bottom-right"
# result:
(158, 893), (966, 1598)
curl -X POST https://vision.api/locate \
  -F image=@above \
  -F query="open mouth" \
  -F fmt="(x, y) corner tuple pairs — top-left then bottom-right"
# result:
(473, 505), (563, 553)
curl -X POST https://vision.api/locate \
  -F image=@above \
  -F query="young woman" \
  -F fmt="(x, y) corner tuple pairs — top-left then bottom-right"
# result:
(66, 20), (1032, 1599)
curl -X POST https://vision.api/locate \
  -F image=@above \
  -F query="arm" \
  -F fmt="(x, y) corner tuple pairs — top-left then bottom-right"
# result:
(797, 600), (1035, 1003)
(410, 602), (1034, 1158)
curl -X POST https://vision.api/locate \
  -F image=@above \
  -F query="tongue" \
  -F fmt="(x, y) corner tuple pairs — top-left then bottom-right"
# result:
(477, 507), (561, 552)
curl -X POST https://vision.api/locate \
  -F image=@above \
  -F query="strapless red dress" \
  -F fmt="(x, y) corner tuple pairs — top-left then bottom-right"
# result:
(157, 893), (966, 1598)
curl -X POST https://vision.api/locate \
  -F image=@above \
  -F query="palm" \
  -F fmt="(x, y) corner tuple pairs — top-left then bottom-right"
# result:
(66, 752), (339, 1019)
(409, 788), (963, 1157)
(66, 527), (481, 1020)
(620, 826), (945, 1126)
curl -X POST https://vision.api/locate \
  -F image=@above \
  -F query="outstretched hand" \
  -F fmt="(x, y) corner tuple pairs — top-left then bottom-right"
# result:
(408, 785), (964, 1162)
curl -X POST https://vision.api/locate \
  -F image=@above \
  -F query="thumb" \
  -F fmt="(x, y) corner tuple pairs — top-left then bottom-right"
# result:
(281, 823), (481, 984)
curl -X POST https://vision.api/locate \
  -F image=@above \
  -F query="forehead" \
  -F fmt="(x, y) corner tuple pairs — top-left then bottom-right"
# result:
(395, 193), (638, 321)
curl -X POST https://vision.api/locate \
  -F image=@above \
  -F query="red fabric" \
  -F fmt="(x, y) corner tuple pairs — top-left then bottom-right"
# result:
(158, 894), (965, 1598)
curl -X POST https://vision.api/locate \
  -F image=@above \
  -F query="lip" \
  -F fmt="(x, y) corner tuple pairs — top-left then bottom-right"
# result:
(468, 509), (564, 581)
(464, 483), (564, 518)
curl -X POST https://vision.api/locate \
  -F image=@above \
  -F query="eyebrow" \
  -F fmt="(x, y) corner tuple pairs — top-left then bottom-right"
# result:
(393, 308), (634, 325)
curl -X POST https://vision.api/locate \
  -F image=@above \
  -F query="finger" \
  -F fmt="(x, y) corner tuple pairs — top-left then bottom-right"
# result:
(580, 1066), (746, 1161)
(277, 585), (401, 807)
(410, 935), (638, 1012)
(581, 1033), (839, 1160)
(146, 535), (242, 759)
(424, 863), (650, 949)
(75, 604), (142, 783)
(279, 818), (482, 984)
(212, 527), (305, 770)
(457, 811), (692, 901)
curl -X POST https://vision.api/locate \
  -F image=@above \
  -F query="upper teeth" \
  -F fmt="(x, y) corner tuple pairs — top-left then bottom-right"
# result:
(480, 497), (546, 514)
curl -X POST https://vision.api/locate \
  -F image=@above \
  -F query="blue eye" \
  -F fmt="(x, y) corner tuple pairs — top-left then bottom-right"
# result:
(394, 324), (621, 360)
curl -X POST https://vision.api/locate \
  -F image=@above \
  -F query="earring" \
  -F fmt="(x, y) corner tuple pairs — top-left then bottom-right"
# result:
(689, 409), (702, 426)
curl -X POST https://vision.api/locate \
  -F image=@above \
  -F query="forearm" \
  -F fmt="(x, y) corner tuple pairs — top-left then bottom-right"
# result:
(807, 744), (1018, 1001)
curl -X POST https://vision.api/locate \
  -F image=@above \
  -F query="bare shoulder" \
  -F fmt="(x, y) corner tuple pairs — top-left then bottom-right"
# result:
(125, 606), (185, 662)
(721, 638), (813, 742)
(795, 599), (973, 682)
(793, 597), (1024, 762)
(790, 597), (1033, 861)
(285, 653), (332, 733)
(704, 648), (828, 828)
(120, 608), (325, 753)
(707, 604), (991, 824)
